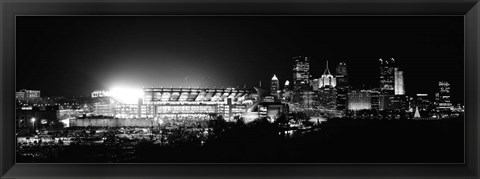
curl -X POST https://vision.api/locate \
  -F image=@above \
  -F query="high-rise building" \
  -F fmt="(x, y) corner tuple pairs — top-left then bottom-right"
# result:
(317, 86), (337, 110)
(319, 61), (336, 88)
(369, 89), (381, 110)
(284, 80), (290, 90)
(312, 79), (320, 91)
(394, 68), (405, 95)
(282, 80), (292, 102)
(292, 56), (311, 91)
(270, 74), (280, 97)
(436, 81), (453, 111)
(379, 58), (396, 95)
(335, 62), (349, 110)
(292, 56), (311, 104)
(300, 90), (317, 108)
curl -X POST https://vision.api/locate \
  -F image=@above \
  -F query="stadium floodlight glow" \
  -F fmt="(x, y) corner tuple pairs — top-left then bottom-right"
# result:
(109, 87), (144, 104)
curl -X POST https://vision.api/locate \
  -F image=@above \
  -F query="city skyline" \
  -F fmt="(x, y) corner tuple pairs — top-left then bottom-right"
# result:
(16, 16), (464, 104)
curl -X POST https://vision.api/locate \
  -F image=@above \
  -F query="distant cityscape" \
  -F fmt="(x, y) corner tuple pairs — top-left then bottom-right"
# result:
(15, 56), (465, 163)
(16, 56), (464, 125)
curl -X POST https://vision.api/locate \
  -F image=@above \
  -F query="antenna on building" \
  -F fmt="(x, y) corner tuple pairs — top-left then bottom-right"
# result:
(323, 60), (331, 75)
(259, 81), (262, 88)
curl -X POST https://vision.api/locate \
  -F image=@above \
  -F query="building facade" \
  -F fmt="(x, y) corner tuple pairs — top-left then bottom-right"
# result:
(348, 90), (372, 111)
(394, 68), (405, 95)
(379, 58), (396, 95)
(319, 61), (337, 88)
(91, 90), (110, 98)
(270, 74), (280, 97)
(379, 94), (407, 111)
(142, 87), (254, 121)
(335, 62), (349, 110)
(318, 86), (337, 110)
(292, 56), (311, 91)
(16, 89), (41, 99)
(436, 81), (453, 111)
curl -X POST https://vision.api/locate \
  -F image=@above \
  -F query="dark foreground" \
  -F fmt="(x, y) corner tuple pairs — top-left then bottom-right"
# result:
(17, 118), (464, 163)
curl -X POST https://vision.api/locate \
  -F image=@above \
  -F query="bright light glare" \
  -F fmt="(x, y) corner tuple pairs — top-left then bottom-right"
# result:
(109, 87), (144, 104)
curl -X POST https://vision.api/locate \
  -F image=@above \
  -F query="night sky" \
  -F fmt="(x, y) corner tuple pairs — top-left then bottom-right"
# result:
(16, 16), (464, 104)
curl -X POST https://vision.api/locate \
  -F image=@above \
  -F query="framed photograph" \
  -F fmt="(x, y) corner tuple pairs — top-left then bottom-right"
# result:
(1, 0), (479, 178)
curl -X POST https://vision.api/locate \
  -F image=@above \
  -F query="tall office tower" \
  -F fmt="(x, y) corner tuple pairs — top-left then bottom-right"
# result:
(317, 86), (337, 110)
(284, 80), (290, 90)
(369, 89), (381, 110)
(292, 56), (311, 91)
(319, 61), (337, 88)
(270, 74), (280, 96)
(436, 81), (453, 111)
(312, 79), (320, 91)
(394, 68), (405, 95)
(335, 61), (349, 110)
(379, 58), (396, 95)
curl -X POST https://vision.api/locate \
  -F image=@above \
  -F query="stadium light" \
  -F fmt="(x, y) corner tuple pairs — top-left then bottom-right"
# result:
(109, 87), (144, 104)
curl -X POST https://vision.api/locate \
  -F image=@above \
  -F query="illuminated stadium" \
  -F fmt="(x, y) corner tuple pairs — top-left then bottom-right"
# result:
(143, 87), (254, 104)
(143, 87), (255, 121)
(92, 87), (257, 121)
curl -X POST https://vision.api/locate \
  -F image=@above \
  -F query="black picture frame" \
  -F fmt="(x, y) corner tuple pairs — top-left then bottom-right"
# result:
(1, 0), (479, 178)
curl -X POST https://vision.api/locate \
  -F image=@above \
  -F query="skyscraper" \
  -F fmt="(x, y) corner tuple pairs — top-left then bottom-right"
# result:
(312, 78), (320, 91)
(379, 58), (396, 95)
(270, 74), (279, 96)
(394, 68), (405, 95)
(319, 61), (336, 88)
(335, 61), (349, 110)
(284, 80), (290, 90)
(292, 56), (311, 91)
(292, 56), (311, 104)
(368, 89), (380, 110)
(317, 86), (337, 110)
(436, 81), (453, 111)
